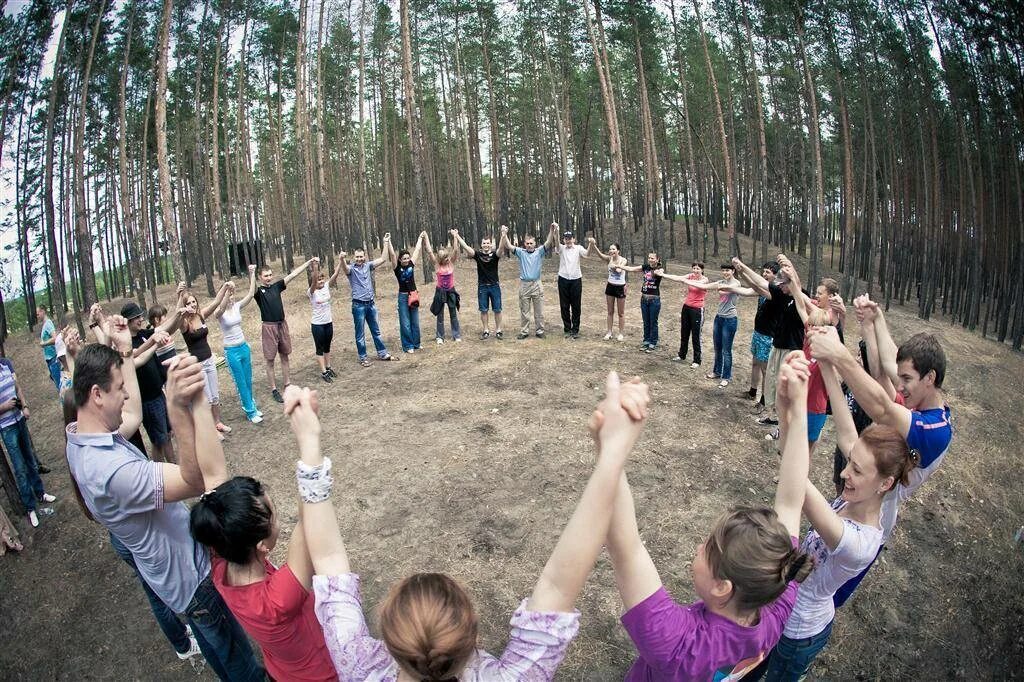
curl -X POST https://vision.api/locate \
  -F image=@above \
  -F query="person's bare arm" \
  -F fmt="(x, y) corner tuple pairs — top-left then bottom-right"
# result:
(773, 352), (812, 538)
(528, 373), (650, 613)
(288, 387), (351, 576)
(237, 265), (258, 310)
(820, 359), (857, 456)
(160, 356), (208, 502)
(422, 233), (438, 265)
(410, 232), (425, 263)
(191, 379), (230, 491)
(284, 259), (314, 284)
(802, 480), (846, 550)
(370, 235), (391, 267)
(286, 513), (314, 590)
(858, 307), (898, 400)
(133, 330), (170, 368)
(105, 316), (144, 440)
(328, 255), (344, 287)
(721, 285), (758, 297)
(873, 305), (900, 384)
(605, 472), (664, 611)
(337, 252), (350, 277)
(542, 223), (558, 251)
(497, 226), (511, 256)
(809, 326), (912, 436)
(199, 284), (230, 320)
(589, 238), (610, 262)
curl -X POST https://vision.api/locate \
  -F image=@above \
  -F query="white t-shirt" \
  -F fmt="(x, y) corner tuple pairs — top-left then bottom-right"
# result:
(783, 500), (883, 639)
(217, 302), (246, 347)
(556, 244), (587, 280)
(309, 286), (333, 325)
(54, 332), (67, 358)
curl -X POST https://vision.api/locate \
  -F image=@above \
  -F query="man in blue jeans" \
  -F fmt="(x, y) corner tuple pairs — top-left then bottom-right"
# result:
(452, 229), (504, 339)
(0, 356), (56, 527)
(37, 306), (62, 391)
(66, 322), (263, 681)
(339, 237), (397, 367)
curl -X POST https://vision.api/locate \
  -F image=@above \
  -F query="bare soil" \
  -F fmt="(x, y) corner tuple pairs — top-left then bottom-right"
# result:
(1, 247), (1022, 680)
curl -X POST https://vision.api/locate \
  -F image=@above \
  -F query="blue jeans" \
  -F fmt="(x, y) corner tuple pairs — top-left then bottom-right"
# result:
(435, 289), (461, 340)
(712, 315), (738, 380)
(397, 294), (421, 351)
(352, 300), (387, 360)
(641, 296), (661, 346)
(184, 574), (264, 681)
(762, 620), (834, 681)
(1, 418), (44, 512)
(46, 357), (61, 391)
(108, 533), (191, 655)
(223, 343), (259, 420)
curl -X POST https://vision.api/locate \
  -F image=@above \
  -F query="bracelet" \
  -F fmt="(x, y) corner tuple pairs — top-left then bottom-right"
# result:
(296, 456), (333, 504)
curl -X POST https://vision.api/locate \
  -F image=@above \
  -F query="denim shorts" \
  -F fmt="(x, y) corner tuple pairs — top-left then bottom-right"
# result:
(477, 283), (502, 312)
(750, 331), (773, 363)
(141, 396), (171, 446)
(808, 412), (828, 442)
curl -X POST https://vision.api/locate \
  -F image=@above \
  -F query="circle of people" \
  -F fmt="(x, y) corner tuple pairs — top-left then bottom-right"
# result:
(1, 222), (953, 681)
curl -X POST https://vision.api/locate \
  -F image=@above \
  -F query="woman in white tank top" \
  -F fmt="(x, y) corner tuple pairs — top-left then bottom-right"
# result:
(213, 265), (263, 424)
(590, 240), (642, 341)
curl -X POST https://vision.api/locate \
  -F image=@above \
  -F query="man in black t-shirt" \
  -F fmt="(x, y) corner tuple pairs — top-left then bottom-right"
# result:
(453, 229), (504, 340)
(252, 259), (314, 403)
(122, 301), (183, 463)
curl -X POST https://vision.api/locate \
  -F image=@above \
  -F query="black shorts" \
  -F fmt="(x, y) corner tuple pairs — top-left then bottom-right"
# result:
(605, 283), (627, 299)
(311, 322), (334, 356)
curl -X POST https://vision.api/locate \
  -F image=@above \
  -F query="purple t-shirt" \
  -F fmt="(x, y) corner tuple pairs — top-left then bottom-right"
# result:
(621, 541), (800, 682)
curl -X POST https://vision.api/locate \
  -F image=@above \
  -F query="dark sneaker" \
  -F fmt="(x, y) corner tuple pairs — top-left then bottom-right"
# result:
(571, 332), (579, 340)
(495, 330), (503, 340)
(480, 331), (490, 340)
(272, 389), (284, 403)
(37, 464), (51, 475)
(327, 367), (338, 378)
(321, 371), (333, 383)
(535, 329), (545, 338)
(516, 332), (529, 340)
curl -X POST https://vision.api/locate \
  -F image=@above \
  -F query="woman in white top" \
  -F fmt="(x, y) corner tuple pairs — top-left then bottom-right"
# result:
(213, 265), (263, 424)
(589, 239), (641, 341)
(759, 357), (919, 680)
(308, 256), (344, 383)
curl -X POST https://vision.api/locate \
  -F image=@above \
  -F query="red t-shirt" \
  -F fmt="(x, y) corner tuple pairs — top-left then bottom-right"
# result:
(803, 334), (828, 414)
(212, 556), (338, 681)
(683, 274), (708, 309)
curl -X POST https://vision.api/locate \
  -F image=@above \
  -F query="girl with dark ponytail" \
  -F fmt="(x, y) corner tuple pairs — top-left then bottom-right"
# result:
(605, 351), (815, 681)
(189, 452), (337, 680)
(755, 357), (918, 681)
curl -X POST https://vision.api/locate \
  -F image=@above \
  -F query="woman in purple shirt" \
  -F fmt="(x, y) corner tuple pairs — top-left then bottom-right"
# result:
(283, 372), (650, 681)
(607, 351), (815, 681)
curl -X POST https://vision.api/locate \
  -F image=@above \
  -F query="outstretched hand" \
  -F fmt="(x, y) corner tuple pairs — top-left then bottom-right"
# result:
(107, 315), (132, 352)
(807, 325), (847, 364)
(63, 327), (83, 360)
(775, 351), (811, 416)
(164, 355), (206, 409)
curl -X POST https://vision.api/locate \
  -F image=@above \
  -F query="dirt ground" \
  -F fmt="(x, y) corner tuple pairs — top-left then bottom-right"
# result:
(1, 241), (1022, 680)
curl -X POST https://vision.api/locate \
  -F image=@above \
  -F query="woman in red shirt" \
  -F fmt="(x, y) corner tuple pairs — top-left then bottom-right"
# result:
(190, 471), (337, 680)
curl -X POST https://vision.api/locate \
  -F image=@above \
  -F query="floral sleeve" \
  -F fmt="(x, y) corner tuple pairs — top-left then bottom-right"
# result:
(312, 574), (398, 681)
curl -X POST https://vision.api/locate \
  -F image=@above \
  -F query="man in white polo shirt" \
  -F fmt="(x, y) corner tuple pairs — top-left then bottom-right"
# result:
(554, 223), (590, 339)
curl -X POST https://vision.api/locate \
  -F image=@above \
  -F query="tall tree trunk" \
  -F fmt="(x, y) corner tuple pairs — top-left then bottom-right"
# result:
(155, 0), (185, 282)
(400, 0), (427, 235)
(42, 1), (71, 314)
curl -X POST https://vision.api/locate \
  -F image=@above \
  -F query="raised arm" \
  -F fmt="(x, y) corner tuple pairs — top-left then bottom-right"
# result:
(385, 238), (399, 269)
(284, 258), (314, 284)
(107, 316), (143, 440)
(133, 330), (171, 368)
(588, 237), (609, 262)
(328, 254), (345, 287)
(820, 359), (858, 456)
(721, 284), (758, 297)
(498, 226), (514, 256)
(542, 222), (558, 251)
(410, 232), (425, 263)
(337, 251), (351, 277)
(200, 283), (231, 320)
(872, 303), (900, 385)
(370, 234), (391, 268)
(731, 257), (771, 297)
(422, 233), (438, 265)
(855, 298), (898, 399)
(528, 373), (650, 613)
(235, 265), (258, 310)
(773, 351), (812, 538)
(287, 386), (350, 576)
(808, 325), (912, 437)
(191, 373), (230, 491)
(160, 356), (207, 501)
(309, 256), (322, 287)
(605, 470), (664, 611)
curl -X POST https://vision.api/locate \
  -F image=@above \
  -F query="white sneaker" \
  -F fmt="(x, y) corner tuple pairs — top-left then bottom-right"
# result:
(249, 414), (264, 424)
(718, 380), (730, 388)
(454, 338), (463, 343)
(616, 334), (624, 342)
(436, 338), (445, 345)
(690, 362), (700, 369)
(28, 511), (39, 527)
(255, 410), (264, 418)
(405, 349), (415, 354)
(40, 493), (57, 503)
(603, 333), (612, 340)
(177, 625), (203, 661)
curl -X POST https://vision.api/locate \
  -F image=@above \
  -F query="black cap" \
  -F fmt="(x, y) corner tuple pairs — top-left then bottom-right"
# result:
(562, 230), (574, 238)
(121, 302), (145, 320)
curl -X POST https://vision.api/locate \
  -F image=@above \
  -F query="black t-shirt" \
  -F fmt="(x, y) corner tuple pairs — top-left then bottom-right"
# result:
(255, 280), (286, 322)
(640, 264), (662, 296)
(472, 251), (501, 286)
(770, 283), (807, 350)
(181, 320), (212, 362)
(393, 264), (417, 293)
(132, 328), (165, 401)
(754, 284), (787, 337)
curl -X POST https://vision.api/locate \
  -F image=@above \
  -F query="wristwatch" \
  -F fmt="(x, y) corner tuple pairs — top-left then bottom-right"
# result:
(119, 349), (134, 359)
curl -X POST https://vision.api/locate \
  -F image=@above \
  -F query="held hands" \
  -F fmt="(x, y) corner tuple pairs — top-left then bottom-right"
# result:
(152, 330), (171, 347)
(731, 256), (743, 270)
(63, 327), (83, 360)
(807, 325), (847, 364)
(853, 294), (878, 324)
(107, 315), (132, 353)
(248, 264), (257, 274)
(283, 385), (321, 450)
(383, 233), (392, 244)
(500, 225), (509, 235)
(339, 251), (348, 259)
(176, 282), (187, 298)
(775, 351), (812, 420)
(586, 372), (651, 462)
(88, 303), (106, 326)
(164, 355), (207, 409)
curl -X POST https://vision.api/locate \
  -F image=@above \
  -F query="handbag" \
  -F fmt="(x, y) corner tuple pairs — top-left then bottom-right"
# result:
(408, 290), (420, 308)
